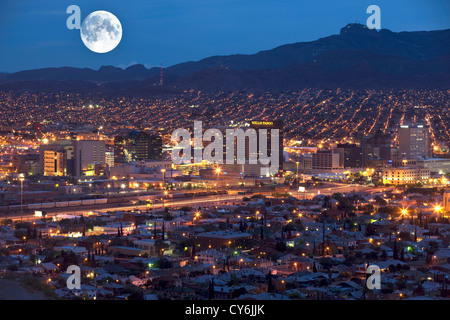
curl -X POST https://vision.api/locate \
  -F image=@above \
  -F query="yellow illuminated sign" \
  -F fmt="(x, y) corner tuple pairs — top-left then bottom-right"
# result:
(251, 121), (274, 126)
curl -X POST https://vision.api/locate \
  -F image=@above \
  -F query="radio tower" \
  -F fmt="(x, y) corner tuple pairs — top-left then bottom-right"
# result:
(159, 60), (164, 85)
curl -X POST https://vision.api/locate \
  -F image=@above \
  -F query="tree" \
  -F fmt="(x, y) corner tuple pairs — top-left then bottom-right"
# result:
(155, 257), (173, 269)
(267, 272), (274, 293)
(425, 241), (439, 265)
(393, 239), (399, 260)
(155, 239), (168, 257)
(282, 223), (296, 237)
(208, 279), (215, 300)
(275, 241), (287, 252)
(239, 220), (245, 232)
(400, 248), (405, 262)
(365, 224), (377, 237)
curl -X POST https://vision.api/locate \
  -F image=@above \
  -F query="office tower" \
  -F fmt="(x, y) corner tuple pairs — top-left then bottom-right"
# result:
(12, 153), (39, 174)
(334, 143), (363, 168)
(114, 135), (133, 164)
(39, 141), (74, 176)
(398, 124), (431, 159)
(105, 150), (115, 168)
(73, 140), (105, 176)
(40, 140), (105, 177)
(312, 150), (340, 171)
(114, 131), (163, 164)
(249, 120), (284, 171)
(361, 130), (392, 165)
(137, 132), (163, 161)
(43, 149), (65, 176)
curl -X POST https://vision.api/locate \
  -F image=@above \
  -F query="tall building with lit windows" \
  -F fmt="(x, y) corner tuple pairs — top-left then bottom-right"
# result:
(249, 120), (284, 171)
(114, 131), (163, 165)
(39, 141), (74, 176)
(382, 167), (430, 185)
(39, 140), (105, 177)
(73, 140), (105, 176)
(334, 143), (363, 168)
(398, 124), (431, 159)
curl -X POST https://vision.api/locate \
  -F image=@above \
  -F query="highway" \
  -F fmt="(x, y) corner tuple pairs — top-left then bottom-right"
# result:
(4, 194), (244, 222)
(3, 183), (391, 222)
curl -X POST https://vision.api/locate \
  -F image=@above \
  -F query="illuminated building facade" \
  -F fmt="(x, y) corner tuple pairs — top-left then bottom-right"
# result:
(249, 120), (284, 171)
(312, 150), (340, 172)
(334, 143), (363, 168)
(39, 140), (105, 177)
(114, 131), (163, 165)
(382, 167), (430, 185)
(398, 124), (431, 159)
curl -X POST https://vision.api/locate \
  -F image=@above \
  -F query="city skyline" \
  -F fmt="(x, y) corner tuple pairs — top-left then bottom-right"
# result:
(1, 0), (450, 304)
(1, 0), (450, 72)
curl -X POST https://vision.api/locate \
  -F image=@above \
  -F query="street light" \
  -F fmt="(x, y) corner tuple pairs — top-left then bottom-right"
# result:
(19, 175), (24, 222)
(215, 167), (222, 199)
(161, 169), (166, 188)
(434, 204), (442, 218)
(215, 167), (221, 186)
(400, 207), (408, 220)
(163, 190), (168, 209)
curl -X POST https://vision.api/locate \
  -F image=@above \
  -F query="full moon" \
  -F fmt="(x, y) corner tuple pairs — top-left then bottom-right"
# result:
(80, 11), (122, 53)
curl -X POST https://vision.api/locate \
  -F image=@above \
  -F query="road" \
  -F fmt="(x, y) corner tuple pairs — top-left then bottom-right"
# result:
(5, 194), (244, 222)
(4, 183), (390, 222)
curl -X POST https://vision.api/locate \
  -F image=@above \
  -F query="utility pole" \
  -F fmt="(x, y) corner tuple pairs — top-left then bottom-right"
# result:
(296, 161), (299, 199)
(19, 175), (25, 222)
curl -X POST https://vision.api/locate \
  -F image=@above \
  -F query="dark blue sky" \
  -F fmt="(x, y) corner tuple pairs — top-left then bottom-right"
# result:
(1, 0), (449, 72)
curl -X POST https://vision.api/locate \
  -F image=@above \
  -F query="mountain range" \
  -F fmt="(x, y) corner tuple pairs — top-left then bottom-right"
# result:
(1, 23), (449, 94)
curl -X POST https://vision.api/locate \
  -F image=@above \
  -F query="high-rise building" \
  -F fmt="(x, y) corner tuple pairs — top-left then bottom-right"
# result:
(136, 132), (163, 161)
(43, 150), (65, 176)
(312, 150), (340, 171)
(114, 131), (163, 165)
(249, 120), (284, 171)
(73, 140), (105, 176)
(105, 150), (115, 168)
(39, 141), (74, 176)
(12, 153), (39, 174)
(398, 124), (431, 159)
(361, 130), (392, 165)
(113, 135), (133, 164)
(334, 143), (363, 168)
(39, 140), (104, 177)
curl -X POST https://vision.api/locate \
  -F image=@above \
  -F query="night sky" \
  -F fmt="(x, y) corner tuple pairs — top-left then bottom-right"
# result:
(1, 0), (449, 72)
